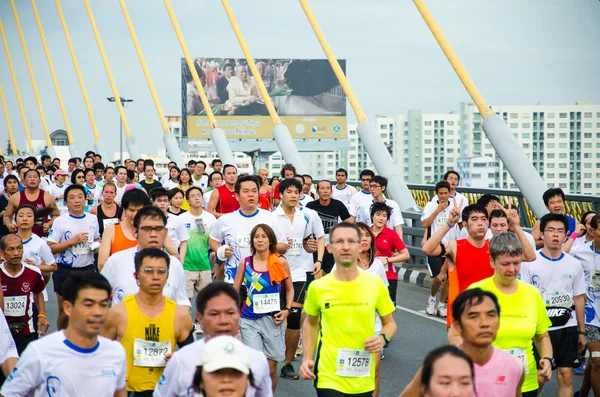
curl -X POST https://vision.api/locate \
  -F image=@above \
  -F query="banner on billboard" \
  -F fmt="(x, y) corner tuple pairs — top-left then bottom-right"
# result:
(181, 58), (347, 139)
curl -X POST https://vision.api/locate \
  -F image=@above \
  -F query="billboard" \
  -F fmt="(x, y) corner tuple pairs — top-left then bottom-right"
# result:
(181, 58), (347, 139)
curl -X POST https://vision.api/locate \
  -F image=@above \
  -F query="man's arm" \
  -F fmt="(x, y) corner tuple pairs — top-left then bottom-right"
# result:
(394, 225), (403, 240)
(1, 357), (17, 378)
(531, 220), (544, 249)
(33, 292), (49, 336)
(98, 224), (115, 271)
(2, 194), (18, 233)
(47, 232), (85, 254)
(175, 306), (194, 346)
(421, 204), (443, 228)
(575, 294), (587, 352)
(101, 305), (123, 341)
(207, 188), (224, 218)
(504, 204), (536, 262)
(114, 389), (127, 397)
(299, 314), (319, 380)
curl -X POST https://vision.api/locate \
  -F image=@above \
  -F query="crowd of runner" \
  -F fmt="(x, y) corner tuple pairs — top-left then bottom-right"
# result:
(0, 151), (596, 397)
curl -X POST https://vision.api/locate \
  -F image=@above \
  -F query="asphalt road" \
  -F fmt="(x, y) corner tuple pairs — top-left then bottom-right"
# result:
(40, 279), (580, 396)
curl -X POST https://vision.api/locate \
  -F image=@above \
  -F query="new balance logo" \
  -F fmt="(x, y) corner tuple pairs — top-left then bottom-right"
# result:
(495, 375), (506, 384)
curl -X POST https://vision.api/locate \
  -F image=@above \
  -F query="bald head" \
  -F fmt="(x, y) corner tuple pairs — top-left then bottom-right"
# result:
(0, 234), (21, 250)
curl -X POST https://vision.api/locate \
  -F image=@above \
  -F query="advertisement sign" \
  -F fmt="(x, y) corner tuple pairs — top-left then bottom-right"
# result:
(182, 58), (347, 139)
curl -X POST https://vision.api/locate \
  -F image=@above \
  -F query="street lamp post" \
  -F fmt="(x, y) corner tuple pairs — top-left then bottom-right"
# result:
(107, 96), (133, 164)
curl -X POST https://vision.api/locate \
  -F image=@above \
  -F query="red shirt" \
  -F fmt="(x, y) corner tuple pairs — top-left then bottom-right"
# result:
(273, 183), (281, 200)
(373, 226), (406, 280)
(216, 184), (240, 214)
(1, 263), (46, 335)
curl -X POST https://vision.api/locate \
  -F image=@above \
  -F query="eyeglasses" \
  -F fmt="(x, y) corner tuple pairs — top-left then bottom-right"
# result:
(369, 184), (381, 189)
(331, 239), (360, 246)
(543, 228), (566, 235)
(188, 194), (203, 199)
(139, 226), (165, 233)
(140, 267), (168, 275)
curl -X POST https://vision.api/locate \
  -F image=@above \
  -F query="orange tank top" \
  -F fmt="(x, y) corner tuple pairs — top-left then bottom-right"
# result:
(110, 223), (138, 255)
(447, 239), (492, 327)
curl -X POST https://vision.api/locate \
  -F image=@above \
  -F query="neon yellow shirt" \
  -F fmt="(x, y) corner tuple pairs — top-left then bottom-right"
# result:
(304, 271), (395, 394)
(470, 277), (551, 393)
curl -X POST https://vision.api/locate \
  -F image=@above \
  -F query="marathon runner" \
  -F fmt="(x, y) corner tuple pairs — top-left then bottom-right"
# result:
(297, 175), (314, 207)
(356, 176), (404, 238)
(0, 176), (19, 239)
(203, 171), (223, 211)
(272, 164), (296, 208)
(140, 164), (163, 193)
(532, 188), (578, 248)
(102, 248), (193, 396)
(153, 281), (272, 397)
(520, 213), (586, 397)
(489, 208), (536, 251)
(47, 184), (100, 329)
(49, 169), (68, 212)
(100, 206), (189, 307)
(233, 224), (293, 392)
(0, 272), (128, 397)
(92, 183), (123, 236)
(331, 168), (355, 209)
(167, 188), (186, 215)
(114, 165), (129, 205)
(150, 187), (189, 260)
(83, 168), (102, 211)
(300, 222), (396, 397)
(400, 288), (524, 397)
(191, 160), (209, 191)
(209, 175), (287, 283)
(306, 180), (353, 274)
(207, 164), (239, 218)
(349, 169), (375, 224)
(0, 235), (48, 353)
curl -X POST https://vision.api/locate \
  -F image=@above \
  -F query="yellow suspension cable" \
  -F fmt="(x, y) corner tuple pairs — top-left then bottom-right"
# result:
(54, 0), (101, 141)
(0, 18), (34, 152)
(82, 0), (133, 138)
(163, 0), (218, 129)
(117, 0), (169, 134)
(0, 84), (18, 155)
(220, 0), (280, 126)
(298, 0), (367, 123)
(31, 0), (74, 146)
(412, 0), (492, 118)
(9, 0), (52, 148)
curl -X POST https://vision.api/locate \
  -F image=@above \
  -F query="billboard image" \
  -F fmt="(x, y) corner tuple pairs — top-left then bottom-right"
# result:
(182, 58), (347, 139)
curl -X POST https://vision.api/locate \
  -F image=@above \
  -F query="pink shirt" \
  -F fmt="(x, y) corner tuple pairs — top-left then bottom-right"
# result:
(474, 347), (523, 396)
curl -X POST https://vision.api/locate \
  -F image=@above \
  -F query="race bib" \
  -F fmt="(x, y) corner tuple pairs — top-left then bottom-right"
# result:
(336, 348), (371, 377)
(133, 339), (171, 367)
(504, 348), (528, 374)
(236, 233), (251, 248)
(435, 216), (448, 226)
(73, 242), (92, 256)
(103, 218), (119, 229)
(543, 291), (573, 308)
(324, 234), (330, 245)
(288, 239), (302, 256)
(4, 295), (27, 317)
(253, 293), (280, 314)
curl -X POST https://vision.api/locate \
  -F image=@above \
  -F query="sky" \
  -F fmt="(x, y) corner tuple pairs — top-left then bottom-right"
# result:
(0, 0), (598, 158)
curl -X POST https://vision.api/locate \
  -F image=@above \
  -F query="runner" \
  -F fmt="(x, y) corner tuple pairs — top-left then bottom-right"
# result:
(210, 158), (223, 173)
(160, 161), (177, 186)
(532, 188), (578, 248)
(302, 174), (316, 200)
(93, 162), (105, 184)
(421, 181), (460, 317)
(300, 222), (397, 397)
(49, 169), (68, 213)
(92, 182), (122, 236)
(150, 188), (189, 260)
(272, 164), (296, 208)
(167, 188), (186, 215)
(100, 206), (189, 307)
(520, 213), (586, 397)
(0, 272), (128, 397)
(191, 160), (209, 191)
(98, 189), (151, 269)
(47, 184), (100, 329)
(564, 211), (596, 254)
(0, 312), (18, 378)
(297, 175), (314, 207)
(0, 175), (19, 239)
(203, 171), (223, 211)
(179, 186), (217, 301)
(0, 235), (48, 354)
(140, 164), (163, 193)
(370, 202), (409, 306)
(258, 168), (274, 210)
(102, 248), (193, 396)
(356, 176), (404, 238)
(331, 168), (355, 209)
(306, 180), (353, 274)
(400, 288), (524, 397)
(349, 169), (375, 223)
(207, 164), (239, 218)
(162, 166), (180, 190)
(3, 169), (59, 237)
(103, 165), (115, 187)
(177, 168), (193, 211)
(83, 168), (102, 211)
(489, 208), (536, 252)
(233, 223), (293, 392)
(209, 175), (287, 283)
(153, 281), (272, 397)
(572, 213), (600, 397)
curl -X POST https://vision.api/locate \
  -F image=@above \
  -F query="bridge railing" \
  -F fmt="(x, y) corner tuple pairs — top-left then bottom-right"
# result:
(346, 181), (600, 268)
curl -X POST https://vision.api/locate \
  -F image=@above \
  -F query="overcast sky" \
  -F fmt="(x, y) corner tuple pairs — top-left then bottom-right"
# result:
(0, 0), (598, 157)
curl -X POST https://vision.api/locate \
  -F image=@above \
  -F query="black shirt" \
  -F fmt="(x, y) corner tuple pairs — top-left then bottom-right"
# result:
(139, 180), (162, 193)
(306, 198), (352, 273)
(0, 194), (9, 238)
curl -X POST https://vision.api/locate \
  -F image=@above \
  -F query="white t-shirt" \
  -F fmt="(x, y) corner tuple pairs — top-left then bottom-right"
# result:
(153, 338), (272, 397)
(331, 184), (355, 207)
(421, 200), (460, 244)
(47, 213), (99, 268)
(349, 190), (373, 222)
(203, 189), (215, 210)
(572, 243), (600, 328)
(0, 312), (18, 364)
(299, 207), (325, 273)
(166, 215), (190, 249)
(115, 184), (127, 205)
(38, 178), (51, 192)
(573, 236), (592, 249)
(191, 175), (209, 191)
(356, 199), (405, 229)
(0, 331), (126, 397)
(100, 246), (190, 307)
(85, 184), (103, 209)
(430, 192), (469, 221)
(22, 234), (56, 302)
(299, 194), (314, 207)
(520, 250), (586, 330)
(458, 227), (494, 241)
(209, 209), (287, 283)
(273, 206), (312, 282)
(50, 183), (67, 200)
(162, 179), (179, 190)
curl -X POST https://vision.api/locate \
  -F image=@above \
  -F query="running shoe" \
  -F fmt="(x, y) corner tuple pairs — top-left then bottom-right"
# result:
(437, 303), (447, 318)
(280, 363), (299, 380)
(573, 362), (585, 376)
(425, 296), (437, 316)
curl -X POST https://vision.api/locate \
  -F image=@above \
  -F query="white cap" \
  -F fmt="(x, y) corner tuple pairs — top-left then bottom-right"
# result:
(199, 336), (251, 375)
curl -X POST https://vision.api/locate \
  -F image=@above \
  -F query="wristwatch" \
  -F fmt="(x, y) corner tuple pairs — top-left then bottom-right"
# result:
(578, 329), (587, 336)
(380, 334), (391, 348)
(542, 357), (556, 371)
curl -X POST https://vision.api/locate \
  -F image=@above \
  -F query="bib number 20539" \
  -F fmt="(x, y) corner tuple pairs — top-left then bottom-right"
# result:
(336, 348), (371, 377)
